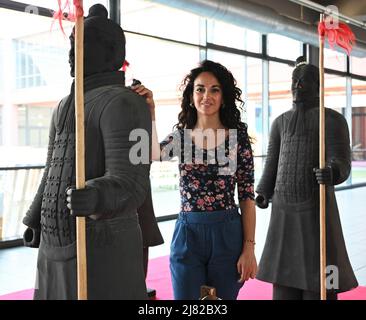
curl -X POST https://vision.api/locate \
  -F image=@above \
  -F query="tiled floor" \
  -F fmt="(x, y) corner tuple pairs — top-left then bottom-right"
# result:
(0, 187), (365, 296)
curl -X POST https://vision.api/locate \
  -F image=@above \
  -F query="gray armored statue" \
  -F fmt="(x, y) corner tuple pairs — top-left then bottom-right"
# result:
(255, 56), (358, 300)
(22, 4), (152, 300)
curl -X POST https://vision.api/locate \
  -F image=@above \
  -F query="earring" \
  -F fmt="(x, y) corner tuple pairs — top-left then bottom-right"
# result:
(221, 103), (226, 109)
(189, 103), (195, 108)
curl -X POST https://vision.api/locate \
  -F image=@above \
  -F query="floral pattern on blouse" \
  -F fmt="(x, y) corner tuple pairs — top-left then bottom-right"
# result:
(160, 126), (254, 212)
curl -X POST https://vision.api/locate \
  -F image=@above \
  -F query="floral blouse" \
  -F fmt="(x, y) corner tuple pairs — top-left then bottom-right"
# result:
(160, 126), (254, 212)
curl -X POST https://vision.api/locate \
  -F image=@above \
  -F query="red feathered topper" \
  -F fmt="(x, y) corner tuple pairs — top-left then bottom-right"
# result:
(318, 17), (356, 56)
(53, 0), (84, 35)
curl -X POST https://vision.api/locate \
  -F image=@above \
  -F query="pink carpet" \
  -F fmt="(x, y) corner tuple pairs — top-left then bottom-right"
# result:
(1, 255), (365, 300)
(145, 256), (366, 300)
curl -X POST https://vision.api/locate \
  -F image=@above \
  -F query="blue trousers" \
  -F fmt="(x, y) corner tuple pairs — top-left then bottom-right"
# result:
(169, 208), (244, 300)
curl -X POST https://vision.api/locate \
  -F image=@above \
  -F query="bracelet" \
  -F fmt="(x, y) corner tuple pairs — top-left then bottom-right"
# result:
(244, 239), (256, 245)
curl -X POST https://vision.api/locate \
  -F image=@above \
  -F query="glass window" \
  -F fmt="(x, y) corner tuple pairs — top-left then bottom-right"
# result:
(245, 58), (263, 159)
(122, 0), (201, 44)
(245, 57), (264, 183)
(267, 34), (302, 61)
(13, 34), (71, 90)
(0, 39), (3, 93)
(323, 74), (347, 186)
(207, 20), (261, 52)
(351, 56), (366, 77)
(351, 79), (366, 184)
(324, 47), (346, 72)
(269, 61), (293, 125)
(0, 168), (43, 241)
(1, 7), (73, 92)
(0, 7), (74, 168)
(17, 105), (53, 149)
(0, 106), (2, 145)
(324, 74), (346, 111)
(207, 50), (246, 90)
(14, 40), (46, 89)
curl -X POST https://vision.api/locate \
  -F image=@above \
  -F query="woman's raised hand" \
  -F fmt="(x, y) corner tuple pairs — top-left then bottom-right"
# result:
(131, 80), (155, 115)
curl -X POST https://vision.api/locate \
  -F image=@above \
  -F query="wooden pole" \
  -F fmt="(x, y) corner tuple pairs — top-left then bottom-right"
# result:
(74, 0), (87, 300)
(319, 13), (326, 301)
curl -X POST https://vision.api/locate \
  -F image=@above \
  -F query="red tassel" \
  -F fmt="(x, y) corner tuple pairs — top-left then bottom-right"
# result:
(122, 60), (130, 72)
(73, 0), (84, 18)
(53, 0), (84, 35)
(318, 20), (356, 56)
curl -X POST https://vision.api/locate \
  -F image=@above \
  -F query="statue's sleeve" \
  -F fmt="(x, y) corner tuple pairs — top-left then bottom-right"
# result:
(136, 181), (164, 247)
(325, 110), (351, 185)
(85, 93), (151, 214)
(255, 116), (281, 199)
(23, 109), (57, 229)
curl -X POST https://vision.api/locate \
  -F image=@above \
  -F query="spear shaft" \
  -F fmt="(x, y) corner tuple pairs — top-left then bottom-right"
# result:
(319, 13), (326, 301)
(74, 0), (87, 300)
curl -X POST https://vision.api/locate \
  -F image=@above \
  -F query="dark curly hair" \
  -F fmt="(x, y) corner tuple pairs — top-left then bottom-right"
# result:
(175, 60), (245, 130)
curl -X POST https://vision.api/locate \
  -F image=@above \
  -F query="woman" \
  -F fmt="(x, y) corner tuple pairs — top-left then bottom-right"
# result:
(133, 60), (257, 300)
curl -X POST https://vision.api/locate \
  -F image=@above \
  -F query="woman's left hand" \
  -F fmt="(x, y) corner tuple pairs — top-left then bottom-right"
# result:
(237, 246), (257, 283)
(130, 82), (155, 111)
